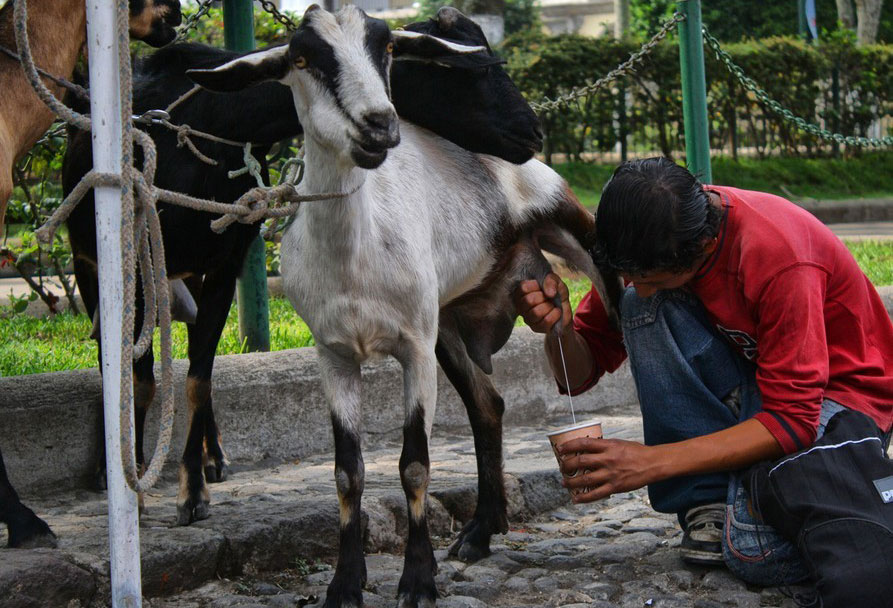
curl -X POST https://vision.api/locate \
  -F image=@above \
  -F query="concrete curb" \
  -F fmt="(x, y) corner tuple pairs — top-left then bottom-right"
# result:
(796, 197), (893, 224)
(0, 327), (635, 495)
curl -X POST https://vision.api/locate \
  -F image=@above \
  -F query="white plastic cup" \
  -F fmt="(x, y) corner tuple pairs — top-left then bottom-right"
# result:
(547, 420), (603, 497)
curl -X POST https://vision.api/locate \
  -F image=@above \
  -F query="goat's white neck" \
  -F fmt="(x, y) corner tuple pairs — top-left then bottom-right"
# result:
(301, 137), (367, 194)
(299, 136), (376, 246)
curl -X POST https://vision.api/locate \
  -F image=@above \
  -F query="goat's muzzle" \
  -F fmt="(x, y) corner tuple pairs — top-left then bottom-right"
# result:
(351, 110), (400, 169)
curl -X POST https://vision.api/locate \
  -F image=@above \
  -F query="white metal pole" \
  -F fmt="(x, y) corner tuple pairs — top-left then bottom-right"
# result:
(85, 1), (142, 606)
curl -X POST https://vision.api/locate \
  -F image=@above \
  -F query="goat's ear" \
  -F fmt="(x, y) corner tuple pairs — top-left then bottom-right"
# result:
(391, 30), (503, 69)
(187, 45), (291, 93)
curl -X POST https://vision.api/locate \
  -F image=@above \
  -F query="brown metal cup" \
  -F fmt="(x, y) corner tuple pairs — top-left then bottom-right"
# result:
(547, 420), (603, 497)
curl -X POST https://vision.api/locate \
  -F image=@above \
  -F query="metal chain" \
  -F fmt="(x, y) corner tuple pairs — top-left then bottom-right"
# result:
(258, 0), (299, 31)
(175, 0), (216, 42)
(702, 26), (892, 148)
(531, 12), (686, 114)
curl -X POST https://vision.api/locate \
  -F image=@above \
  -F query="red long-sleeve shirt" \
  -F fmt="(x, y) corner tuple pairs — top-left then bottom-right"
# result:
(572, 186), (893, 453)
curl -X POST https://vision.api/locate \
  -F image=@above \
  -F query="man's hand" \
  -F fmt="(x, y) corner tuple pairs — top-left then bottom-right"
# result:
(556, 419), (785, 504)
(557, 438), (656, 503)
(515, 273), (573, 335)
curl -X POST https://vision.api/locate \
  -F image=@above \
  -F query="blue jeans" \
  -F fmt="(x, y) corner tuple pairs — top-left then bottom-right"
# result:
(621, 287), (855, 586)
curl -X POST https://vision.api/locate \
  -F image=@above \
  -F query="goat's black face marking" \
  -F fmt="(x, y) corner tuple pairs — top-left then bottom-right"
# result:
(288, 24), (341, 98)
(363, 16), (393, 95)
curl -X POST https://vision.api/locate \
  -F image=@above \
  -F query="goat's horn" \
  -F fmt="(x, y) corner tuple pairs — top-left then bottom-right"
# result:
(391, 30), (486, 55)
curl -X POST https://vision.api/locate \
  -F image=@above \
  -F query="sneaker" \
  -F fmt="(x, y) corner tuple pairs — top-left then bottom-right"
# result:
(680, 503), (726, 566)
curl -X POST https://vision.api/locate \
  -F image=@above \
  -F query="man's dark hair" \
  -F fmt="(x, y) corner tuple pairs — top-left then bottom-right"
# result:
(592, 157), (722, 275)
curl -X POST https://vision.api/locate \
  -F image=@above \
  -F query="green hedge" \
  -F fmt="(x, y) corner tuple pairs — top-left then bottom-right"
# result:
(502, 32), (893, 161)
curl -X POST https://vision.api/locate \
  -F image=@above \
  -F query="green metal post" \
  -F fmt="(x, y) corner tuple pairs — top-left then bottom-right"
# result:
(677, 0), (712, 184)
(798, 0), (808, 40)
(224, 0), (271, 352)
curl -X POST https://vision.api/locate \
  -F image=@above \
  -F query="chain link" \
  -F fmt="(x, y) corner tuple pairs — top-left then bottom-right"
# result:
(258, 0), (299, 31)
(175, 0), (216, 42)
(531, 12), (686, 114)
(702, 26), (892, 148)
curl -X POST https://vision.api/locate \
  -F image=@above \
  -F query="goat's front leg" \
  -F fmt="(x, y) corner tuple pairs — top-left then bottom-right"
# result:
(395, 337), (438, 608)
(0, 445), (56, 548)
(436, 317), (508, 562)
(319, 347), (367, 608)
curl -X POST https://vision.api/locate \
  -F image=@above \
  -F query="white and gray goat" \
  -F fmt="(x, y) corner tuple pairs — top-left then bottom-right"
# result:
(190, 6), (620, 607)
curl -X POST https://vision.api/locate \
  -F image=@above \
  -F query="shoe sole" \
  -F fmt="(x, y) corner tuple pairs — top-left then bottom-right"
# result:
(680, 548), (725, 566)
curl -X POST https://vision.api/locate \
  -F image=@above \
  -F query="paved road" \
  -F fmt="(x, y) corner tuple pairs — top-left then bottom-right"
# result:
(825, 220), (893, 240)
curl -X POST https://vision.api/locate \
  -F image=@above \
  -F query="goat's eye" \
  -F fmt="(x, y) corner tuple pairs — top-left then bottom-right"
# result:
(386, 41), (394, 54)
(294, 56), (307, 69)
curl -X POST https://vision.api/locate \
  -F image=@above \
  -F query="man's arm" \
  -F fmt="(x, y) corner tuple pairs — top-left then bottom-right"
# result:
(558, 418), (784, 503)
(515, 274), (598, 392)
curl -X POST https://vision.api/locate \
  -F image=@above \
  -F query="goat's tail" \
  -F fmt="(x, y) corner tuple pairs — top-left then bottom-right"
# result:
(535, 186), (623, 329)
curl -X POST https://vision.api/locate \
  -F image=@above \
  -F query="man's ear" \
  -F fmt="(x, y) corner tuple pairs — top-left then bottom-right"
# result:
(187, 45), (291, 93)
(391, 30), (501, 68)
(702, 236), (719, 258)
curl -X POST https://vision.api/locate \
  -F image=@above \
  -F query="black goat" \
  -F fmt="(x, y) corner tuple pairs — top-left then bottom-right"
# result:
(0, 6), (543, 546)
(63, 42), (301, 526)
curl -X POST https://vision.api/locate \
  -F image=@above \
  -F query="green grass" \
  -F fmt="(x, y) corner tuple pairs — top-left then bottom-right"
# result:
(0, 296), (313, 377)
(1, 240), (891, 377)
(556, 152), (893, 209)
(848, 240), (893, 287)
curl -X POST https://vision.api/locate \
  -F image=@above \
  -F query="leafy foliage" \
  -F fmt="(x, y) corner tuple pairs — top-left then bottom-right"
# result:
(630, 0), (891, 43)
(503, 31), (891, 160)
(3, 126), (79, 316)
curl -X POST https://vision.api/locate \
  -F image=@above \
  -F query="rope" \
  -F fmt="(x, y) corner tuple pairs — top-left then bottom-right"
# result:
(702, 26), (893, 148)
(0, 43), (91, 102)
(13, 0), (353, 496)
(12, 0), (90, 131)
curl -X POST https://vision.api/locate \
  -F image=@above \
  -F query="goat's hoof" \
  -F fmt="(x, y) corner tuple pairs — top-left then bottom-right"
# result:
(395, 582), (437, 608)
(396, 595), (436, 608)
(7, 508), (58, 549)
(176, 499), (210, 526)
(448, 519), (492, 563)
(322, 590), (361, 608)
(204, 462), (229, 483)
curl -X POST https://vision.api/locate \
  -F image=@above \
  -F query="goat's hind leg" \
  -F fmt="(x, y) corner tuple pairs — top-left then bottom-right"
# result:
(437, 317), (508, 563)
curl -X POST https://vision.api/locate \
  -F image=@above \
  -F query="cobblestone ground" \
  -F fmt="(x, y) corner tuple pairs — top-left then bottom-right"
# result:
(2, 413), (812, 608)
(149, 489), (805, 608)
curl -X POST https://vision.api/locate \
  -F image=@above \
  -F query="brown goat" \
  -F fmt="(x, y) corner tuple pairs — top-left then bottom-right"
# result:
(0, 0), (181, 230)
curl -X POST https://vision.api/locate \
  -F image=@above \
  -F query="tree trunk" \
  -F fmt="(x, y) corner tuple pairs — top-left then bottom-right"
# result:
(836, 0), (856, 30)
(855, 0), (883, 45)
